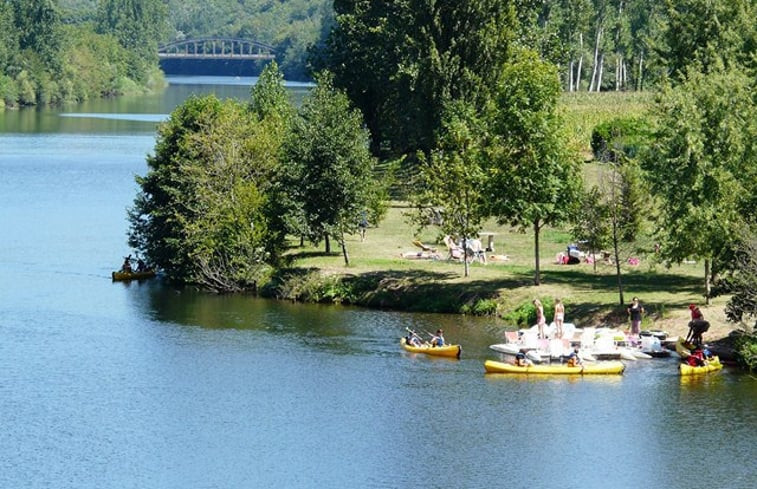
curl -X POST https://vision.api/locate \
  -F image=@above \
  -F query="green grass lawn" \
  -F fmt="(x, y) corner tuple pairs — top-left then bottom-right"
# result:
(280, 202), (730, 337)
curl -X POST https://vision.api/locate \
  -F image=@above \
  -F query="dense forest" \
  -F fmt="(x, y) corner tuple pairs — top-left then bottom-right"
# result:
(1, 0), (169, 109)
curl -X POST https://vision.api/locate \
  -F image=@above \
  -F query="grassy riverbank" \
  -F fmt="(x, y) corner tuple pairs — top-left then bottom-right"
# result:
(264, 202), (734, 341)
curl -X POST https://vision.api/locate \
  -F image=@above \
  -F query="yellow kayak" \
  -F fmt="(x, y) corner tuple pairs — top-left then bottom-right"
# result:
(112, 270), (156, 281)
(679, 356), (723, 375)
(675, 337), (694, 358)
(484, 359), (625, 375)
(400, 338), (461, 359)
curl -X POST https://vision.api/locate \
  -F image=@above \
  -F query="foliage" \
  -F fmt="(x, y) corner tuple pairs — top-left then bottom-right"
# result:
(663, 0), (757, 83)
(271, 270), (354, 304)
(460, 298), (499, 317)
(502, 298), (555, 327)
(733, 331), (757, 372)
(591, 116), (652, 162)
(714, 228), (757, 331)
(486, 48), (583, 285)
(249, 61), (296, 263)
(411, 100), (489, 277)
(128, 95), (274, 291)
(281, 72), (376, 265)
(571, 186), (611, 266)
(315, 0), (517, 157)
(1, 0), (164, 109)
(96, 0), (168, 83)
(642, 67), (756, 298)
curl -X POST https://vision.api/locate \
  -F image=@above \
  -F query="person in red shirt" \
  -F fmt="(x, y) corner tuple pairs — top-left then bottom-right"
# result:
(686, 304), (709, 346)
(689, 304), (704, 321)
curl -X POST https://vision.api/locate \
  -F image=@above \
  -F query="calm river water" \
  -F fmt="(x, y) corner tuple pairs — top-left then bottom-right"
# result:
(1, 77), (755, 489)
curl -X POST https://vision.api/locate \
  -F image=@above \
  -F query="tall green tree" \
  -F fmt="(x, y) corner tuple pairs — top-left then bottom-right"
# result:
(12, 0), (62, 71)
(249, 61), (296, 262)
(0, 2), (19, 73)
(281, 73), (376, 266)
(412, 100), (488, 277)
(642, 67), (756, 302)
(316, 0), (518, 157)
(572, 186), (611, 273)
(128, 95), (274, 291)
(487, 49), (583, 285)
(663, 0), (757, 82)
(96, 0), (168, 82)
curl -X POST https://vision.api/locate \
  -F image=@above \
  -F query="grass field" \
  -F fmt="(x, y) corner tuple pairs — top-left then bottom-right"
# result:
(273, 92), (736, 340)
(279, 202), (733, 340)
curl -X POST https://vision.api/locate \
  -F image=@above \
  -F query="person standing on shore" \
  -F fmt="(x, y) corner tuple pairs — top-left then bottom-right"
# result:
(533, 299), (546, 339)
(627, 297), (644, 336)
(554, 298), (565, 338)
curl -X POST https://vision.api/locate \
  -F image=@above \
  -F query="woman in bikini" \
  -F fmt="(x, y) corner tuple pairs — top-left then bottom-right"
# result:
(554, 298), (565, 339)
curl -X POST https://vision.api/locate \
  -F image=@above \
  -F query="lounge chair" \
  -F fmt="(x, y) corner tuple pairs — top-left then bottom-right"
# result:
(443, 235), (465, 262)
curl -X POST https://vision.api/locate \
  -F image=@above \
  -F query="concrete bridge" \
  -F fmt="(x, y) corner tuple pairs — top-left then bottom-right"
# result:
(158, 38), (276, 61)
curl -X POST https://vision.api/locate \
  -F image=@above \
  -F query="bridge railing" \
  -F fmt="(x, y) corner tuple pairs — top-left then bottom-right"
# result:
(158, 38), (276, 60)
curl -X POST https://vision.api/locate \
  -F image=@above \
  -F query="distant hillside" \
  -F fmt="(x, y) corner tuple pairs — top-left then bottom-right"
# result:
(59, 0), (332, 81)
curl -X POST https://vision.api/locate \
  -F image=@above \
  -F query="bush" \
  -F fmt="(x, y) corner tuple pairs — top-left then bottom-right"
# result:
(503, 298), (554, 327)
(460, 298), (498, 316)
(591, 117), (652, 162)
(734, 331), (757, 372)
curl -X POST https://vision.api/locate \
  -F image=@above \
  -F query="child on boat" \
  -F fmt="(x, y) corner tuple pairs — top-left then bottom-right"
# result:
(430, 329), (445, 347)
(514, 352), (531, 367)
(566, 348), (582, 367)
(405, 330), (423, 347)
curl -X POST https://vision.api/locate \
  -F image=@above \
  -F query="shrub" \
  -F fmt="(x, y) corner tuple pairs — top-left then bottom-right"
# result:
(503, 298), (554, 327)
(591, 117), (652, 163)
(468, 298), (499, 316)
(734, 331), (757, 372)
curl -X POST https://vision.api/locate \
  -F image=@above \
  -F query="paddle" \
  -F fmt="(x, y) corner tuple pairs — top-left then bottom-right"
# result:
(404, 327), (425, 346)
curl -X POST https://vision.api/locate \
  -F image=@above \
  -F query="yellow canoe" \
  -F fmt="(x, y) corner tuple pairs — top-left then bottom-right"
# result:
(400, 338), (461, 359)
(679, 356), (723, 375)
(484, 359), (625, 375)
(112, 270), (156, 281)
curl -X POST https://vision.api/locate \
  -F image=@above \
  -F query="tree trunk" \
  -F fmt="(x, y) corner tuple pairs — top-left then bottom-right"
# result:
(341, 234), (350, 266)
(568, 60), (574, 92)
(324, 234), (331, 254)
(612, 218), (624, 305)
(597, 53), (604, 92)
(704, 258), (711, 305)
(534, 219), (541, 286)
(637, 51), (644, 91)
(463, 233), (470, 278)
(576, 34), (584, 91)
(609, 168), (624, 304)
(589, 27), (603, 92)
